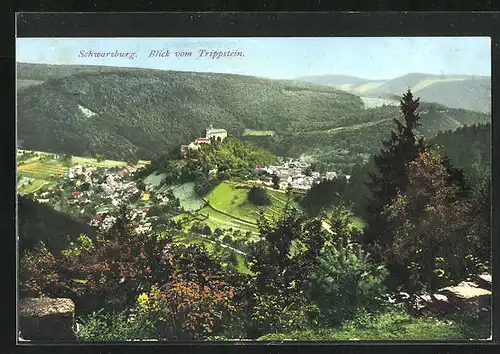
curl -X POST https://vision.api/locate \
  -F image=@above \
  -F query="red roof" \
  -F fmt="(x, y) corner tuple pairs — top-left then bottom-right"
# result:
(72, 191), (82, 196)
(321, 173), (326, 177)
(195, 138), (210, 142)
(255, 165), (265, 169)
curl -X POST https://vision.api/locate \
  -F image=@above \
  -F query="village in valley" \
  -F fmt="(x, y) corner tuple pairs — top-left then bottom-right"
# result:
(17, 125), (352, 240)
(181, 125), (351, 192)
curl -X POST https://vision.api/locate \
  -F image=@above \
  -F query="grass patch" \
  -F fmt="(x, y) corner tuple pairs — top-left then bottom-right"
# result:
(324, 210), (365, 231)
(258, 309), (491, 341)
(170, 182), (205, 211)
(18, 179), (55, 194)
(206, 182), (295, 225)
(234, 253), (255, 276)
(71, 156), (129, 168)
(172, 182), (300, 238)
(144, 172), (166, 187)
(77, 309), (157, 341)
(243, 129), (276, 136)
(350, 216), (365, 230)
(206, 182), (256, 223)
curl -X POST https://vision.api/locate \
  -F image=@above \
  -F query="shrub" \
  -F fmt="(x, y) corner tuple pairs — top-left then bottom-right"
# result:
(95, 154), (105, 162)
(134, 272), (236, 340)
(310, 240), (388, 325)
(19, 211), (224, 315)
(77, 308), (157, 341)
(61, 154), (73, 167)
(246, 293), (319, 337)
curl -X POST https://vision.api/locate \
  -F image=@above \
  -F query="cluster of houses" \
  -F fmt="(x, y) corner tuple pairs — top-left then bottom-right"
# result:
(256, 158), (350, 191)
(180, 125), (228, 154)
(34, 164), (174, 233)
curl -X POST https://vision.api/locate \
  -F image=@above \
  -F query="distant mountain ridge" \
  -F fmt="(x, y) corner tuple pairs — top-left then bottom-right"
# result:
(295, 73), (491, 113)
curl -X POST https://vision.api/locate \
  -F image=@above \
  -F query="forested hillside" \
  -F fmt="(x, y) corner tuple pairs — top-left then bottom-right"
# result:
(17, 63), (490, 171)
(430, 123), (491, 176)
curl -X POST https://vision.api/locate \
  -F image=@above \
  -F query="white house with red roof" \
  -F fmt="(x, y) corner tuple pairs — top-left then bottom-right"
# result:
(195, 137), (211, 144)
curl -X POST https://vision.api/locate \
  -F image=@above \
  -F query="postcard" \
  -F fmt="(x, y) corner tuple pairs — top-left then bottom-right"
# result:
(15, 33), (492, 343)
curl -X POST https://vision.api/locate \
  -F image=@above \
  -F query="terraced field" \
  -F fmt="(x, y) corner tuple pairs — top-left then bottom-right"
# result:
(198, 207), (260, 237)
(17, 161), (67, 179)
(174, 182), (297, 239)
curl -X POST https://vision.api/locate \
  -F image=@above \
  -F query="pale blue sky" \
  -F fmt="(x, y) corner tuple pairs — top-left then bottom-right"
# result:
(16, 37), (491, 80)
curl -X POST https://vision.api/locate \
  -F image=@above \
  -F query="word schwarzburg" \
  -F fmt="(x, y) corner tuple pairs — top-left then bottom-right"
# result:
(79, 50), (137, 60)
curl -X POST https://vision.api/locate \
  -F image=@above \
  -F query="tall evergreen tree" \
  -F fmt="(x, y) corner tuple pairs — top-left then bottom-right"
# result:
(363, 90), (426, 254)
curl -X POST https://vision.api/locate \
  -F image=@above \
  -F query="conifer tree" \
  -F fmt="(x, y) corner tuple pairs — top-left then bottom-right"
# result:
(363, 90), (426, 253)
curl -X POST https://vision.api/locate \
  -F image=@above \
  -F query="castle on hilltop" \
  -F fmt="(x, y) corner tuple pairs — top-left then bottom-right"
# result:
(206, 124), (228, 141)
(180, 125), (228, 154)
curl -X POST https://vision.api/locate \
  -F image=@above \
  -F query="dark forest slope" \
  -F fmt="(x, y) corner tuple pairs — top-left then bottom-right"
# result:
(17, 64), (490, 169)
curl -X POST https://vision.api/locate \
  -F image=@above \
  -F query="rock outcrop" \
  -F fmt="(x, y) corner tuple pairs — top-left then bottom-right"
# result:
(476, 273), (492, 291)
(19, 297), (77, 341)
(435, 281), (491, 314)
(417, 274), (492, 316)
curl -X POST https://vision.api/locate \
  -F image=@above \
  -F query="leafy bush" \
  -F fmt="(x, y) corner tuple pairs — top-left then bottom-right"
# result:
(134, 272), (236, 340)
(19, 222), (159, 314)
(249, 207), (330, 298)
(19, 210), (230, 316)
(246, 294), (320, 337)
(77, 308), (157, 341)
(310, 239), (388, 325)
(95, 154), (105, 162)
(61, 154), (73, 167)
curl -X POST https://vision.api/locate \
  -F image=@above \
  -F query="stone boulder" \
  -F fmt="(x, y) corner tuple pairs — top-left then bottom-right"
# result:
(476, 273), (492, 291)
(435, 281), (491, 314)
(19, 297), (77, 341)
(416, 293), (458, 316)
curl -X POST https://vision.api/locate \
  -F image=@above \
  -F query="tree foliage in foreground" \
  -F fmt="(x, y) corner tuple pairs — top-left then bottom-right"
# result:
(247, 186), (271, 206)
(381, 148), (484, 294)
(249, 207), (330, 298)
